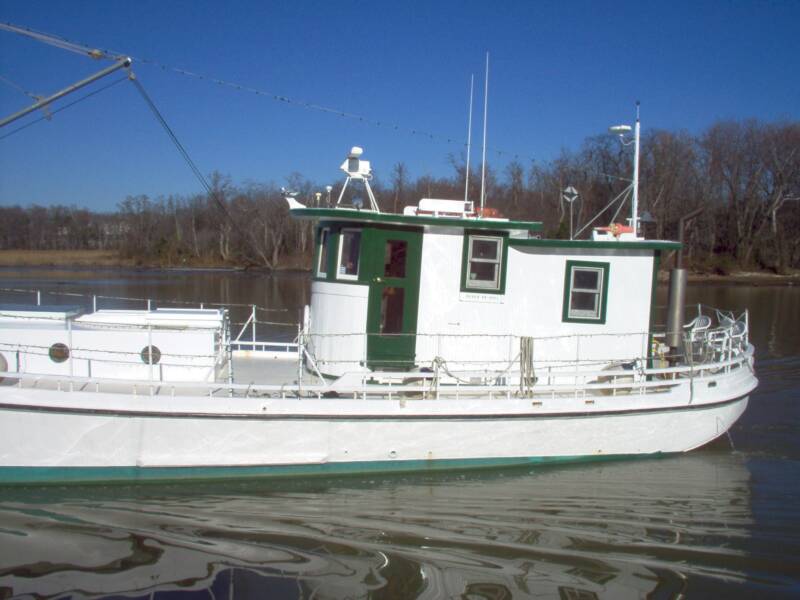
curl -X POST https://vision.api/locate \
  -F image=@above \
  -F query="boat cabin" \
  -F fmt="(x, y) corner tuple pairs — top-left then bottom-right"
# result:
(0, 306), (228, 382)
(291, 204), (678, 378)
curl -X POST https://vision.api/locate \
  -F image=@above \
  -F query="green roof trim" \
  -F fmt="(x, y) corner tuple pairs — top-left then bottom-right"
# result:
(290, 207), (543, 232)
(509, 238), (681, 251)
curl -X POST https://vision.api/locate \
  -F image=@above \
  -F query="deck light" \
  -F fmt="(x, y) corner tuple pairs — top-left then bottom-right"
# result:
(608, 103), (641, 236)
(609, 124), (632, 136)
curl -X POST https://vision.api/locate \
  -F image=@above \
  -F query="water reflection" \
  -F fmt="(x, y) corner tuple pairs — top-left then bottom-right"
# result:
(0, 267), (309, 341)
(2, 271), (800, 597)
(0, 453), (759, 598)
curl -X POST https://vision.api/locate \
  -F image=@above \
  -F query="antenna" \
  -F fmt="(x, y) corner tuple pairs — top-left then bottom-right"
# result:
(464, 74), (474, 203)
(632, 101), (641, 237)
(480, 52), (489, 214)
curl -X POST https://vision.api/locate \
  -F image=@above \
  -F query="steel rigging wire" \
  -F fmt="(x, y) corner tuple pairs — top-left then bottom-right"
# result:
(0, 21), (528, 162)
(128, 72), (268, 262)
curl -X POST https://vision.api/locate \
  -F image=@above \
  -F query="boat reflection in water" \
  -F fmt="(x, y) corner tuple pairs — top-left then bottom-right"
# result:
(0, 452), (753, 598)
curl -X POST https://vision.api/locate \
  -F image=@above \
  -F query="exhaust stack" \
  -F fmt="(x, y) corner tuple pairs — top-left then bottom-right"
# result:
(666, 207), (704, 350)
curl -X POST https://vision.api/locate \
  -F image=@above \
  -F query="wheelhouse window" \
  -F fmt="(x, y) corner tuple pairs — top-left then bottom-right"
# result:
(465, 235), (503, 290)
(337, 228), (361, 280)
(563, 260), (610, 324)
(316, 227), (330, 278)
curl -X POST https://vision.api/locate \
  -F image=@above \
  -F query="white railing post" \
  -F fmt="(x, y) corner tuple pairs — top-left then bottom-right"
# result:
(93, 295), (97, 312)
(67, 318), (74, 391)
(36, 290), (41, 306)
(148, 323), (154, 381)
(251, 305), (257, 347)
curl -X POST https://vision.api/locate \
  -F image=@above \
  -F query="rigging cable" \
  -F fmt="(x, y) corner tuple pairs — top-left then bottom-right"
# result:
(128, 72), (211, 194)
(0, 73), (41, 101)
(128, 73), (270, 262)
(0, 75), (128, 141)
(0, 22), (113, 60)
(0, 21), (528, 162)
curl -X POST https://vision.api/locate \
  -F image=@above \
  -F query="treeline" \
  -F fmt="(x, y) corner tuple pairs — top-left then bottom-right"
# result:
(1, 119), (798, 272)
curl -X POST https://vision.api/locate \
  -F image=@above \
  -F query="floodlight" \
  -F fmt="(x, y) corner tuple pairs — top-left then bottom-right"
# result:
(609, 125), (632, 135)
(348, 146), (364, 158)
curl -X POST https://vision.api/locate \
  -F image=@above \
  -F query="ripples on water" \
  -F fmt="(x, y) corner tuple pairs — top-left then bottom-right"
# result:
(0, 273), (799, 598)
(1, 451), (797, 599)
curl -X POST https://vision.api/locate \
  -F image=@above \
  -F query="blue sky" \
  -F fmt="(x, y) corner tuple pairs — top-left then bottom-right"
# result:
(0, 0), (798, 210)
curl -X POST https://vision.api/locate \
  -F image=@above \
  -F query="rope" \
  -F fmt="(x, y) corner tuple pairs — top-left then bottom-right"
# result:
(519, 336), (536, 395)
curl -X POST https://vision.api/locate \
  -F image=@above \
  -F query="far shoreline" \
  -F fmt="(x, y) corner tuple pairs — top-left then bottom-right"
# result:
(1, 249), (798, 286)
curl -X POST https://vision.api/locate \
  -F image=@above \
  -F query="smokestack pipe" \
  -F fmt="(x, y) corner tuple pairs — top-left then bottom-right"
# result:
(666, 207), (704, 349)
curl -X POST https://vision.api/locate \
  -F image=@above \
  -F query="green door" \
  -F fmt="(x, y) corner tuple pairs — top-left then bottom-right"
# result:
(365, 227), (423, 370)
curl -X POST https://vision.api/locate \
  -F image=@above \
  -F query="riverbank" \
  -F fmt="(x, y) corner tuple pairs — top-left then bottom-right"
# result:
(0, 250), (134, 267)
(659, 270), (800, 286)
(3, 249), (799, 285)
(0, 250), (306, 272)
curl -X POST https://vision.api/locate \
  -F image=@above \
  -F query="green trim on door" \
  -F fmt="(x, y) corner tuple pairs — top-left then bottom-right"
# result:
(460, 230), (509, 295)
(364, 226), (423, 370)
(562, 260), (611, 324)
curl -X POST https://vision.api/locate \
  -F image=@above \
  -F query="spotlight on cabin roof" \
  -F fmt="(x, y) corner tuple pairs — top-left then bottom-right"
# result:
(609, 124), (632, 135)
(348, 146), (364, 158)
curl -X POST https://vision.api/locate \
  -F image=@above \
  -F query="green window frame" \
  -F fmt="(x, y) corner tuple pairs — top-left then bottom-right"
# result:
(460, 231), (508, 294)
(315, 227), (330, 278)
(562, 260), (610, 324)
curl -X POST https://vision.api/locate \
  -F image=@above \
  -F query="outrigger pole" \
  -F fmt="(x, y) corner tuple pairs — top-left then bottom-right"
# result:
(0, 56), (132, 128)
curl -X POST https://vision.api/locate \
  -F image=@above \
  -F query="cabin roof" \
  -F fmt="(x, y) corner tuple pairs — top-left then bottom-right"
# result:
(290, 207), (681, 250)
(290, 207), (543, 232)
(508, 238), (681, 251)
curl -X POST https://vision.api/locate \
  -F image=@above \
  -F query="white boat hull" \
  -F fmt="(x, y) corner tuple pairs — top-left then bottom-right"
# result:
(0, 380), (752, 484)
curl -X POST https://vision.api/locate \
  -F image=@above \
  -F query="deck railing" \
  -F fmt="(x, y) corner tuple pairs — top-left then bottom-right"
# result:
(1, 290), (751, 399)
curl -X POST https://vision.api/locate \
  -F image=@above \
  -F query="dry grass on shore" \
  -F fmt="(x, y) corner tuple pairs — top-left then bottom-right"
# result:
(0, 250), (132, 267)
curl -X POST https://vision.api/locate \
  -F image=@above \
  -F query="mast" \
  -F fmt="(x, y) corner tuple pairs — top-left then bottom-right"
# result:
(632, 101), (640, 236)
(464, 74), (474, 203)
(480, 52), (489, 213)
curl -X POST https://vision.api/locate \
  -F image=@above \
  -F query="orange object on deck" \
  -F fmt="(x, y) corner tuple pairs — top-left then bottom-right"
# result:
(596, 223), (634, 238)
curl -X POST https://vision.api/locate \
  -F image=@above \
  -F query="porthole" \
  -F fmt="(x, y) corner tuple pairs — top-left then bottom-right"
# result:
(0, 352), (7, 383)
(49, 343), (70, 363)
(140, 345), (162, 365)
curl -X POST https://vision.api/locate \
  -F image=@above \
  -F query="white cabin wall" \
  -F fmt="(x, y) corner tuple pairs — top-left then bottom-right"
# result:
(415, 233), (655, 371)
(308, 280), (369, 376)
(415, 230), (515, 367)
(505, 246), (654, 368)
(0, 314), (223, 382)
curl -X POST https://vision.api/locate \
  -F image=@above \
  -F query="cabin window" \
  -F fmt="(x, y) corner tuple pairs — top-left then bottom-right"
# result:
(140, 345), (162, 365)
(316, 227), (330, 277)
(380, 286), (405, 333)
(464, 235), (504, 291)
(562, 260), (610, 324)
(337, 229), (361, 280)
(48, 343), (70, 363)
(384, 240), (408, 278)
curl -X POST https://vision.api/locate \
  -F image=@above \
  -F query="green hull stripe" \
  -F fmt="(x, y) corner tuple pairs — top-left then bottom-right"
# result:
(0, 454), (651, 486)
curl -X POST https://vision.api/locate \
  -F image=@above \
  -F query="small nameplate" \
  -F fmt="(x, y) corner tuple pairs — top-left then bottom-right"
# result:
(459, 292), (505, 304)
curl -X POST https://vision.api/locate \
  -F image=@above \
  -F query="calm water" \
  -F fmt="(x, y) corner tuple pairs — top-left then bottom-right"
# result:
(0, 268), (798, 598)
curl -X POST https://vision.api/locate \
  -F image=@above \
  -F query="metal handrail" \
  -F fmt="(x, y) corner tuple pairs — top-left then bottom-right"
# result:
(0, 344), (753, 398)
